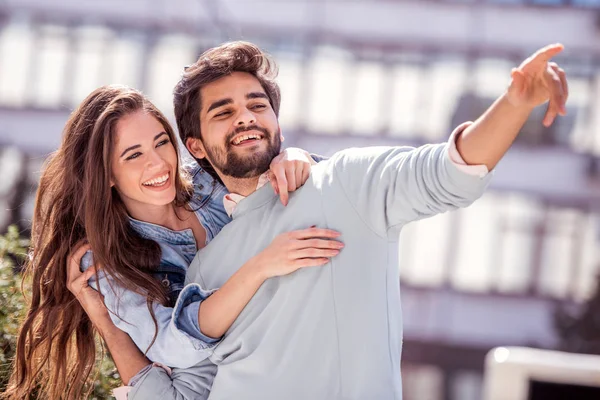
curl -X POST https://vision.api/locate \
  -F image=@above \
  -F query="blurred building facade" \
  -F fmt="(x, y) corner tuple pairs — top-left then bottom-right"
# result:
(0, 1), (599, 399)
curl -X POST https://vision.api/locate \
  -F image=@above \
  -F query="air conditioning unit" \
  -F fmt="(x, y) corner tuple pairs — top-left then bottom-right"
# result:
(483, 347), (600, 400)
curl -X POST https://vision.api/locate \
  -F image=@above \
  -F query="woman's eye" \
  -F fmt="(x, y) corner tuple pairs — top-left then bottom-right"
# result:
(126, 152), (142, 161)
(156, 139), (170, 147)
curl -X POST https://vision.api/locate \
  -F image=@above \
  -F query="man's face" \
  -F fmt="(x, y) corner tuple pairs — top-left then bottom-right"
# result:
(189, 71), (282, 179)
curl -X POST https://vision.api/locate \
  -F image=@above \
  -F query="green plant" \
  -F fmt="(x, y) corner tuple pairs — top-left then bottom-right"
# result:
(0, 226), (121, 398)
(0, 225), (29, 390)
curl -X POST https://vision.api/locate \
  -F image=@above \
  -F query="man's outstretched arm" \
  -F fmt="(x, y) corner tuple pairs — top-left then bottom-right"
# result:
(456, 43), (568, 171)
(328, 44), (569, 236)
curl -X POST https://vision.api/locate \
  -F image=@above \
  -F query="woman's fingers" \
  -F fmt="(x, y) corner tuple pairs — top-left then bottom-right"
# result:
(294, 238), (344, 250)
(285, 163), (298, 192)
(78, 265), (98, 283)
(290, 227), (341, 240)
(266, 228), (344, 277)
(293, 258), (330, 268)
(294, 248), (340, 259)
(270, 163), (290, 205)
(69, 266), (96, 296)
(267, 171), (278, 193)
(295, 162), (306, 188)
(67, 242), (91, 283)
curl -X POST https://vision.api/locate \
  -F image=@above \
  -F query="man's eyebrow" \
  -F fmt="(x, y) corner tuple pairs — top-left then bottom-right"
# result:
(120, 132), (168, 158)
(207, 98), (233, 113)
(247, 92), (268, 100)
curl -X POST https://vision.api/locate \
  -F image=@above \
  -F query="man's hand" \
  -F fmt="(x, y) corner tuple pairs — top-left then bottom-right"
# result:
(506, 43), (568, 127)
(268, 147), (315, 206)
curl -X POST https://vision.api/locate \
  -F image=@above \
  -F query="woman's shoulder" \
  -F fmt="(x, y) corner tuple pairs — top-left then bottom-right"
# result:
(183, 162), (216, 187)
(183, 162), (228, 204)
(182, 162), (231, 239)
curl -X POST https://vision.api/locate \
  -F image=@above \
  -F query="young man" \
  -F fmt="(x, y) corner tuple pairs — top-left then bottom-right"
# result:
(120, 41), (568, 400)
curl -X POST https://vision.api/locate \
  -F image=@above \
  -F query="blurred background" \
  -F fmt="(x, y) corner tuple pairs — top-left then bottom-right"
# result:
(0, 0), (599, 399)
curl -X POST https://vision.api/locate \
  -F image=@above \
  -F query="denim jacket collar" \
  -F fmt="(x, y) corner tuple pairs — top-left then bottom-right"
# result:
(128, 217), (196, 246)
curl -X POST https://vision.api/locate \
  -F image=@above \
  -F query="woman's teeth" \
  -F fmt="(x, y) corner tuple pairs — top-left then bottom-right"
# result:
(143, 173), (169, 187)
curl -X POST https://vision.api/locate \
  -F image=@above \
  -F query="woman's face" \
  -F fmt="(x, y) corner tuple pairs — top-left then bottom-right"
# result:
(110, 111), (178, 215)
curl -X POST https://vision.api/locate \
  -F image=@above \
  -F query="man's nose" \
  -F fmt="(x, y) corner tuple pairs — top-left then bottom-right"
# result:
(235, 108), (256, 127)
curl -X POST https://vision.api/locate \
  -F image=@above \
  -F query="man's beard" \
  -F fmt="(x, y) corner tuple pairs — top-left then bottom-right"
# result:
(203, 125), (281, 179)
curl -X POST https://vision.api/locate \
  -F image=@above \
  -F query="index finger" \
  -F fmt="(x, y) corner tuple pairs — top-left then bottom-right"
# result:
(67, 242), (91, 278)
(531, 43), (564, 63)
(270, 164), (290, 206)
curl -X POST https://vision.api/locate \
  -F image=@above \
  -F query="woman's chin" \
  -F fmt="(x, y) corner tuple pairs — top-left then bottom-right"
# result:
(141, 189), (177, 207)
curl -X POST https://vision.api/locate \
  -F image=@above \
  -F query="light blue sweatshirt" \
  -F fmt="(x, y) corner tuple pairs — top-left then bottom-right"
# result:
(129, 142), (491, 400)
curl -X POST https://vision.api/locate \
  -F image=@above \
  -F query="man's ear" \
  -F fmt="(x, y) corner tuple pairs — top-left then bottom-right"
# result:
(279, 127), (285, 142)
(186, 137), (207, 159)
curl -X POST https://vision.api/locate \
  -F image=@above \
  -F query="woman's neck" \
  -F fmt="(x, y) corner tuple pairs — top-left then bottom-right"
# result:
(127, 203), (189, 231)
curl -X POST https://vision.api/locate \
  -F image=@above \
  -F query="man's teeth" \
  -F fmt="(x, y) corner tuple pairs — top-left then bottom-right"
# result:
(143, 173), (169, 186)
(232, 134), (261, 145)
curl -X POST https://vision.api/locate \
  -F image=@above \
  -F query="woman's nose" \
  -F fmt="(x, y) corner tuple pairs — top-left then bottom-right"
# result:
(147, 150), (166, 169)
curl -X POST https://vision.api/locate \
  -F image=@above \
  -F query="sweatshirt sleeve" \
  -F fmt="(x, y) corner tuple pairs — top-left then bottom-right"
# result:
(330, 127), (492, 238)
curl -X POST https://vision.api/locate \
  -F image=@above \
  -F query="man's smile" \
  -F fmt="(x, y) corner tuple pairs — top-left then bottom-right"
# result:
(230, 131), (264, 146)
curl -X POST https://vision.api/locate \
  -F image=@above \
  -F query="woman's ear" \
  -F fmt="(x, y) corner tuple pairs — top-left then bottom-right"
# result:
(186, 137), (207, 159)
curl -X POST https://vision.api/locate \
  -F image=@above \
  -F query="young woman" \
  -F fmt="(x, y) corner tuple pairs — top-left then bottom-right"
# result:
(3, 85), (342, 400)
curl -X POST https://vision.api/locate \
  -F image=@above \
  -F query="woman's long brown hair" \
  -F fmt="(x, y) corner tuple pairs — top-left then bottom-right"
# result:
(2, 85), (193, 399)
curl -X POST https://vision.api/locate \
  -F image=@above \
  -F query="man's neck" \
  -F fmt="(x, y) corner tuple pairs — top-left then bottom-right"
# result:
(221, 175), (261, 196)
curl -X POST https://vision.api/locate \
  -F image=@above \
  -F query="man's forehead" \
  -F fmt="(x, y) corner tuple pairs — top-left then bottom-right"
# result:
(200, 72), (265, 110)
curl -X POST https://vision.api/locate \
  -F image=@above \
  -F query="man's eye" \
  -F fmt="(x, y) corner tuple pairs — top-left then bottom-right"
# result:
(252, 104), (266, 110)
(126, 152), (142, 160)
(215, 110), (231, 118)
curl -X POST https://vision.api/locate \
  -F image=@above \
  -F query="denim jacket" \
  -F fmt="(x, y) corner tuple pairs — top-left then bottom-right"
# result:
(82, 163), (231, 368)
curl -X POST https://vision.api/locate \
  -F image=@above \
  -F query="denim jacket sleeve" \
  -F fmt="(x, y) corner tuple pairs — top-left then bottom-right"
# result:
(80, 251), (219, 368)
